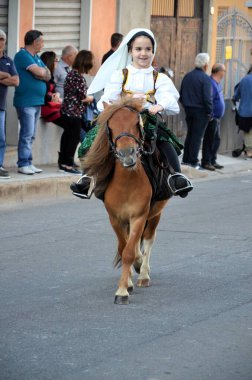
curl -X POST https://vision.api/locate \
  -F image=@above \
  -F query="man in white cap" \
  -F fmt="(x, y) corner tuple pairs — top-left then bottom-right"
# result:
(0, 29), (19, 179)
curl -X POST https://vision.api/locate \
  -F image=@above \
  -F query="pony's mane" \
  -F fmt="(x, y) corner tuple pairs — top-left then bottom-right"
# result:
(97, 96), (143, 126)
(82, 96), (143, 197)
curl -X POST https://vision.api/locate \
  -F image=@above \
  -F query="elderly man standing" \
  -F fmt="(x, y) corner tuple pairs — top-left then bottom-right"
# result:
(54, 45), (78, 98)
(180, 53), (213, 169)
(14, 30), (51, 175)
(0, 29), (19, 179)
(201, 63), (226, 170)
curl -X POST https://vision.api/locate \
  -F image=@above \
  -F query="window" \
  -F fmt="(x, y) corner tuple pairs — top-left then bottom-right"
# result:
(151, 0), (202, 18)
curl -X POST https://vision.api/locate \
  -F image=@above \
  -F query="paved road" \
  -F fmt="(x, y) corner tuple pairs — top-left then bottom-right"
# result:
(1, 173), (252, 380)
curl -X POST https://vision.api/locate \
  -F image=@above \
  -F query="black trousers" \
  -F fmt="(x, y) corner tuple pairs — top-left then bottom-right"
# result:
(182, 107), (209, 165)
(53, 115), (83, 166)
(157, 141), (181, 172)
(202, 118), (221, 165)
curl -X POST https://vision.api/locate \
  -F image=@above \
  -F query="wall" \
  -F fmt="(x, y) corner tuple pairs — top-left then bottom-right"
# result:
(210, 0), (252, 66)
(5, 0), (155, 167)
(90, 0), (117, 74)
(117, 0), (152, 35)
(20, 0), (34, 47)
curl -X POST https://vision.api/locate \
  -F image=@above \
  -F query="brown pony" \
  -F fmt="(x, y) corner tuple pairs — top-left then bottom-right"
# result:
(82, 97), (169, 304)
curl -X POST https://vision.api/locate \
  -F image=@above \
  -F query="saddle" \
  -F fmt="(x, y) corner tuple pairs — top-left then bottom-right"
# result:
(95, 150), (171, 203)
(141, 145), (172, 202)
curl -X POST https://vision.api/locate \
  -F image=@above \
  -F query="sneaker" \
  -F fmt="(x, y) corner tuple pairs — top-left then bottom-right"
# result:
(0, 166), (11, 179)
(201, 163), (216, 171)
(213, 162), (224, 169)
(18, 166), (35, 175)
(181, 162), (200, 170)
(29, 164), (43, 173)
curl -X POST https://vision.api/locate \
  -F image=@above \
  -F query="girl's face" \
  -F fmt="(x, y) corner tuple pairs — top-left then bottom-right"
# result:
(130, 36), (154, 69)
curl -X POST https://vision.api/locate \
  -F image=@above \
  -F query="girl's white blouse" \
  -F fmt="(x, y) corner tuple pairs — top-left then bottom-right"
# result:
(97, 64), (180, 115)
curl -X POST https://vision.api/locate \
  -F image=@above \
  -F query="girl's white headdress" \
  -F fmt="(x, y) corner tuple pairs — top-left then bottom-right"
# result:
(87, 28), (157, 95)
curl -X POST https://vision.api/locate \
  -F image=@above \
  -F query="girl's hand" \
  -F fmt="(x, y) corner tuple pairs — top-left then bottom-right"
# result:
(148, 104), (164, 115)
(51, 92), (62, 103)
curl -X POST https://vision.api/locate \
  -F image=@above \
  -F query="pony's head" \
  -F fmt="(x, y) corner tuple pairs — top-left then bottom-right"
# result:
(101, 97), (144, 168)
(82, 96), (144, 196)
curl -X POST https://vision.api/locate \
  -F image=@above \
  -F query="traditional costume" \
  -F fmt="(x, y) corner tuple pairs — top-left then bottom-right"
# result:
(71, 28), (193, 199)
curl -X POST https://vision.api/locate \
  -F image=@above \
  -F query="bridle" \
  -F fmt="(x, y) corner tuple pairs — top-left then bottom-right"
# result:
(105, 105), (157, 160)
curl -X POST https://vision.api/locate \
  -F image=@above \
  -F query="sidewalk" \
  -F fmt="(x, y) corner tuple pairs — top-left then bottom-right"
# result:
(0, 153), (252, 207)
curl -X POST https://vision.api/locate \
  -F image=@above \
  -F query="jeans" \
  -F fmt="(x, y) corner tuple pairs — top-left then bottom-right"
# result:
(16, 106), (41, 167)
(182, 107), (209, 165)
(202, 118), (221, 165)
(0, 110), (6, 167)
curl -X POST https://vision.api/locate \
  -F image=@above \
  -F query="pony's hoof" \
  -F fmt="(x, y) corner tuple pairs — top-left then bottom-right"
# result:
(114, 295), (129, 305)
(137, 279), (150, 287)
(127, 286), (134, 295)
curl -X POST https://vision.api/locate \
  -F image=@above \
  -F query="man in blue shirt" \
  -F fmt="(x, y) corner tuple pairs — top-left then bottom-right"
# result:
(0, 29), (19, 179)
(14, 30), (50, 175)
(201, 63), (226, 170)
(233, 65), (252, 158)
(180, 53), (213, 169)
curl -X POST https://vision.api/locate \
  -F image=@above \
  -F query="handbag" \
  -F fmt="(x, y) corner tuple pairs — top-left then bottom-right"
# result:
(83, 99), (99, 129)
(41, 101), (61, 123)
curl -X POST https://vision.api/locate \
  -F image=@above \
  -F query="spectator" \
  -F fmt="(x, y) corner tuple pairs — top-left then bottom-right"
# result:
(59, 50), (94, 174)
(40, 51), (61, 108)
(54, 45), (78, 98)
(180, 53), (212, 169)
(14, 30), (51, 175)
(201, 63), (226, 170)
(40, 50), (82, 174)
(0, 29), (19, 179)
(101, 33), (123, 64)
(233, 64), (252, 158)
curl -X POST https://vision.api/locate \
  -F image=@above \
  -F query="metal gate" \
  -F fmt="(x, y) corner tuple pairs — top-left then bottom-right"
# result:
(216, 8), (252, 153)
(216, 8), (252, 99)
(0, 0), (8, 35)
(35, 0), (81, 56)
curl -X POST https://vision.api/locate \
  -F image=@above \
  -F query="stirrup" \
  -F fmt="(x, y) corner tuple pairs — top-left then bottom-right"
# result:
(167, 172), (193, 196)
(72, 175), (95, 200)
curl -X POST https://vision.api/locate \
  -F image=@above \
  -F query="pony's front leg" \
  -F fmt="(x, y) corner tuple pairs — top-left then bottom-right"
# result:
(115, 217), (147, 305)
(136, 237), (154, 287)
(128, 266), (134, 294)
(137, 214), (161, 287)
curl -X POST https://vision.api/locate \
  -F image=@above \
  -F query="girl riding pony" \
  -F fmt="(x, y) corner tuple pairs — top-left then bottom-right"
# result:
(71, 28), (193, 199)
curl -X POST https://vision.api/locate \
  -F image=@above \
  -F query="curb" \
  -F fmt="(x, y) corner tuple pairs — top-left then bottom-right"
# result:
(0, 175), (75, 206)
(1, 157), (252, 208)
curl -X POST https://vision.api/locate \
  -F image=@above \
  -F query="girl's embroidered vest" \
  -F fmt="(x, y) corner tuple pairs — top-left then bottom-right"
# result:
(121, 68), (159, 104)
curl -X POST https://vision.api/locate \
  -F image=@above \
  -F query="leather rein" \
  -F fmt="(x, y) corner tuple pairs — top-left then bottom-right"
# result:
(105, 106), (157, 159)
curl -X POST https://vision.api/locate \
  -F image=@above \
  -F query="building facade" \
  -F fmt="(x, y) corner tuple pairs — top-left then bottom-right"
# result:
(0, 0), (251, 166)
(150, 0), (252, 152)
(0, 0), (151, 166)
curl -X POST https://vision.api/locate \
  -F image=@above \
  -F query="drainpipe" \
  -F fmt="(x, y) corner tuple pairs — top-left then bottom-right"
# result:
(202, 0), (214, 59)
